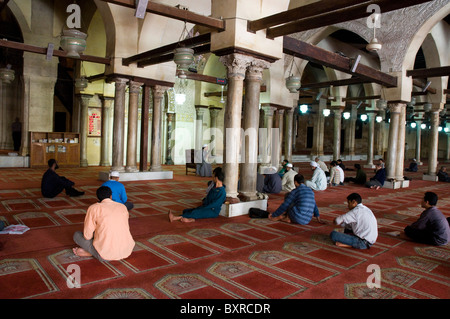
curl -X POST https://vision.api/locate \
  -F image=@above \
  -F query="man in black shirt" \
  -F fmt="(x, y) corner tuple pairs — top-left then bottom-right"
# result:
(41, 159), (84, 198)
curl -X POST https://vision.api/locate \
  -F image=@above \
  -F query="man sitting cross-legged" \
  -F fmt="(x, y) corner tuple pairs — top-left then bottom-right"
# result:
(72, 186), (135, 261)
(269, 174), (324, 225)
(169, 170), (226, 223)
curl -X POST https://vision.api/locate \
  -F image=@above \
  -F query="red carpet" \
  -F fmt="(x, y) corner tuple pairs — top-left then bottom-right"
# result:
(0, 163), (449, 300)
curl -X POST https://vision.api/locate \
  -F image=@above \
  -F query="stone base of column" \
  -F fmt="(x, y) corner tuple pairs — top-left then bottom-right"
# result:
(383, 179), (410, 189)
(0, 155), (29, 167)
(225, 196), (240, 204)
(238, 192), (259, 202)
(363, 164), (376, 169)
(417, 161), (424, 165)
(125, 166), (139, 173)
(220, 199), (268, 218)
(150, 166), (162, 172)
(99, 170), (173, 182)
(422, 174), (438, 182)
(80, 160), (88, 167)
(100, 161), (110, 166)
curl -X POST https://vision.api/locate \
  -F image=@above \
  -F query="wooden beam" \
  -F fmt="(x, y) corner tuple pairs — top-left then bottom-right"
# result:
(343, 95), (381, 101)
(300, 77), (370, 90)
(0, 38), (111, 65)
(407, 66), (450, 78)
(123, 33), (211, 66)
(283, 36), (397, 87)
(248, 0), (371, 32)
(101, 0), (225, 31)
(137, 43), (211, 68)
(267, 0), (433, 39)
(185, 72), (227, 85)
(413, 79), (436, 94)
(205, 86), (267, 97)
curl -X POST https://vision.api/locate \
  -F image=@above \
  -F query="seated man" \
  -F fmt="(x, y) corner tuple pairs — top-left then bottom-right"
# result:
(41, 159), (84, 198)
(169, 170), (226, 223)
(278, 159), (289, 178)
(330, 193), (378, 249)
(262, 166), (282, 194)
(72, 186), (135, 261)
(345, 164), (367, 185)
(101, 171), (133, 210)
(365, 163), (386, 189)
(269, 174), (324, 225)
(305, 161), (327, 191)
(404, 192), (450, 246)
(405, 158), (418, 172)
(329, 161), (341, 186)
(315, 157), (329, 176)
(281, 163), (298, 192)
(196, 144), (212, 177)
(437, 166), (450, 182)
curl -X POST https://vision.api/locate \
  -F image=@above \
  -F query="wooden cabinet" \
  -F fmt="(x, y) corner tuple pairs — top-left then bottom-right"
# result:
(30, 132), (80, 168)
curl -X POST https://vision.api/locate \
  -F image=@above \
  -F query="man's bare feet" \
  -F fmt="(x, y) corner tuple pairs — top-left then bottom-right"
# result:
(73, 247), (92, 257)
(335, 242), (352, 248)
(180, 217), (195, 223)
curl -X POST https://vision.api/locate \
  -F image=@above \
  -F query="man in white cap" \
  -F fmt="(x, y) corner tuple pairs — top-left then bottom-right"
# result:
(305, 161), (327, 191)
(281, 163), (298, 192)
(101, 171), (134, 210)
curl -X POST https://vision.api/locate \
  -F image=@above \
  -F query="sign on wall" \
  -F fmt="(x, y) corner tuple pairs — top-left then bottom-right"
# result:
(88, 107), (102, 136)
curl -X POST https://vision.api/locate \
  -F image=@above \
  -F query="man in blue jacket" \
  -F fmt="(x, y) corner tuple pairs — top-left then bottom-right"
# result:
(269, 174), (324, 225)
(365, 163), (386, 190)
(169, 170), (226, 223)
(101, 171), (133, 210)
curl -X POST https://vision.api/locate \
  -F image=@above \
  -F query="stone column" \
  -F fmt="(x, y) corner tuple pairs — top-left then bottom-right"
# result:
(375, 111), (385, 158)
(386, 103), (402, 180)
(284, 107), (295, 163)
(150, 85), (167, 172)
(77, 93), (93, 167)
(445, 132), (450, 162)
(395, 105), (407, 181)
(195, 105), (208, 150)
(311, 99), (326, 157)
(125, 81), (142, 172)
(111, 78), (129, 172)
(414, 119), (423, 165)
(99, 95), (113, 166)
(274, 109), (284, 166)
(219, 53), (252, 202)
(332, 106), (344, 161)
(425, 105), (442, 177)
(139, 85), (151, 171)
(240, 59), (269, 201)
(364, 113), (376, 169)
(165, 112), (175, 165)
(344, 104), (357, 158)
(209, 107), (221, 157)
(260, 106), (276, 170)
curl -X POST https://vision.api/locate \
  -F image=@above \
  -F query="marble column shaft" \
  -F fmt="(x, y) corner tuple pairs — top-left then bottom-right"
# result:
(365, 113), (375, 168)
(195, 106), (208, 150)
(395, 105), (406, 181)
(427, 109), (441, 175)
(99, 95), (113, 166)
(150, 85), (167, 172)
(219, 53), (252, 200)
(78, 94), (93, 167)
(240, 60), (269, 200)
(386, 103), (402, 180)
(344, 105), (357, 156)
(332, 106), (344, 161)
(415, 120), (422, 164)
(311, 100), (325, 157)
(209, 107), (221, 157)
(125, 81), (142, 172)
(165, 112), (175, 165)
(284, 108), (295, 163)
(111, 78), (129, 171)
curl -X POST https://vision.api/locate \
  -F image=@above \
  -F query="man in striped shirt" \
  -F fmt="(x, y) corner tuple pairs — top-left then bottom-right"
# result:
(269, 174), (324, 225)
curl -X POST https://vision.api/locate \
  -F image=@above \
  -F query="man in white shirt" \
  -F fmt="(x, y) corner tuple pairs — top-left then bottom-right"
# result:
(330, 193), (378, 249)
(305, 161), (327, 191)
(314, 157), (329, 175)
(281, 163), (298, 192)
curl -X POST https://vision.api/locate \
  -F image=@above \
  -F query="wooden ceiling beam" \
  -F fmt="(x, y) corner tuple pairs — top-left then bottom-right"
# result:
(248, 0), (370, 32)
(407, 66), (450, 78)
(283, 36), (397, 87)
(0, 38), (111, 65)
(136, 43), (210, 68)
(343, 95), (381, 101)
(123, 33), (211, 66)
(100, 0), (225, 31)
(300, 77), (370, 90)
(267, 0), (433, 39)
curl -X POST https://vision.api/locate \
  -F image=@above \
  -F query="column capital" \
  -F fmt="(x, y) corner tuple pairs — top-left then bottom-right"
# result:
(152, 85), (169, 98)
(331, 105), (345, 114)
(129, 81), (143, 93)
(387, 102), (406, 114)
(262, 105), (277, 117)
(76, 93), (94, 105)
(209, 107), (222, 117)
(112, 77), (129, 85)
(219, 53), (253, 80)
(246, 59), (271, 81)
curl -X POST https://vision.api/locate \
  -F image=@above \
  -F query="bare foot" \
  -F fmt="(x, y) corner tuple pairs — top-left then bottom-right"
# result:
(180, 217), (195, 223)
(375, 186), (381, 190)
(335, 242), (352, 248)
(73, 247), (92, 257)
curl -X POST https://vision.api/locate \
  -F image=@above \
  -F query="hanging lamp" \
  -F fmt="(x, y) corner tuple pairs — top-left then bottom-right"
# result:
(0, 64), (15, 84)
(366, 13), (382, 52)
(285, 56), (300, 93)
(174, 21), (194, 79)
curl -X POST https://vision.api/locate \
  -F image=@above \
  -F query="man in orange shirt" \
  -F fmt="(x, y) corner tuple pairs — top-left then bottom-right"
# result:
(72, 186), (135, 261)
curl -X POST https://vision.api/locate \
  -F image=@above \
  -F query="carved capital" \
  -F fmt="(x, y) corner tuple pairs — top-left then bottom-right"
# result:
(219, 53), (253, 80)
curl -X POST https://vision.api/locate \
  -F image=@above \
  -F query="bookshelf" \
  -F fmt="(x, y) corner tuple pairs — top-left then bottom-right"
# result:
(30, 132), (80, 168)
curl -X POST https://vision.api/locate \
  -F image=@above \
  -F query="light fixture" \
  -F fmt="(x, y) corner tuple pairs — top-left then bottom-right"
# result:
(445, 127), (449, 133)
(323, 108), (330, 117)
(410, 122), (416, 128)
(173, 21), (194, 79)
(360, 114), (368, 121)
(175, 93), (186, 105)
(299, 104), (308, 114)
(60, 29), (87, 58)
(421, 123), (426, 129)
(285, 56), (301, 93)
(343, 112), (351, 120)
(366, 13), (382, 52)
(220, 85), (225, 104)
(0, 64), (15, 84)
(376, 115), (382, 123)
(75, 61), (88, 89)
(438, 126), (443, 132)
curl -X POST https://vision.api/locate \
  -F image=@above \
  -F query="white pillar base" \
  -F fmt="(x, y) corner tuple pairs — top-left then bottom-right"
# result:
(422, 174), (438, 182)
(220, 199), (268, 218)
(99, 171), (173, 182)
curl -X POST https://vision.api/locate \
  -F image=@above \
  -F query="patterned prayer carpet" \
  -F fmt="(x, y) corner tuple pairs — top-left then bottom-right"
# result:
(0, 162), (449, 301)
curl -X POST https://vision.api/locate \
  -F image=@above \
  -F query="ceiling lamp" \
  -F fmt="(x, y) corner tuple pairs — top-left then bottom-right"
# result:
(376, 115), (383, 123)
(60, 29), (87, 58)
(323, 108), (330, 117)
(366, 13), (382, 52)
(75, 76), (88, 89)
(174, 47), (194, 79)
(285, 56), (300, 93)
(343, 112), (351, 120)
(0, 64), (15, 84)
(360, 114), (368, 121)
(411, 122), (416, 128)
(299, 104), (308, 114)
